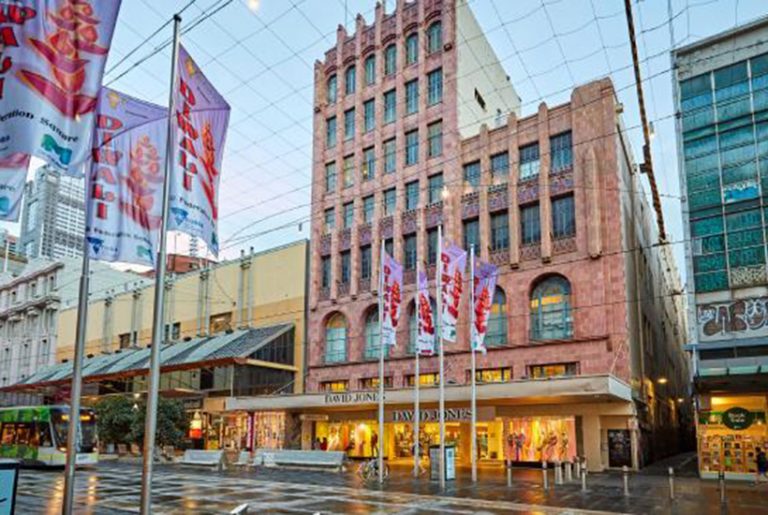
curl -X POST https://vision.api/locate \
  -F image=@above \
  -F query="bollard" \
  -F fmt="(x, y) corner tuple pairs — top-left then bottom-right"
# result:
(668, 467), (675, 500)
(555, 460), (562, 485)
(622, 465), (630, 497)
(718, 470), (726, 504)
(565, 460), (573, 482)
(542, 460), (549, 490)
(506, 459), (513, 487)
(581, 459), (588, 492)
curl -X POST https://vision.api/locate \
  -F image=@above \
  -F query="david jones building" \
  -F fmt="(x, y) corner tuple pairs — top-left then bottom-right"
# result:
(226, 0), (691, 472)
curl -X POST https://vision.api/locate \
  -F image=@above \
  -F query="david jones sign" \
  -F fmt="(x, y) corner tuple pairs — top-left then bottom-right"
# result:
(392, 408), (472, 423)
(324, 392), (379, 404)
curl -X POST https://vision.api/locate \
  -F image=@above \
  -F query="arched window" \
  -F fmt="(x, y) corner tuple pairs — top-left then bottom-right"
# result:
(486, 287), (507, 347)
(406, 32), (419, 65)
(327, 74), (337, 104)
(427, 21), (442, 54)
(345, 65), (356, 95)
(530, 276), (572, 340)
(325, 313), (348, 363)
(384, 44), (397, 76)
(408, 297), (437, 354)
(364, 54), (376, 85)
(364, 307), (389, 359)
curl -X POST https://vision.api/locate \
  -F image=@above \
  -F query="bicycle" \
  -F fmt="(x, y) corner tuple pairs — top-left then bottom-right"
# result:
(357, 457), (389, 482)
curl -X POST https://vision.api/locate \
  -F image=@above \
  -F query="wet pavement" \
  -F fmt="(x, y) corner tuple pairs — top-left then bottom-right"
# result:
(13, 456), (768, 514)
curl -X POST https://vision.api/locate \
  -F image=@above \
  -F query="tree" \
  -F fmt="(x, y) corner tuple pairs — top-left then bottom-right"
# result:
(94, 395), (135, 446)
(130, 398), (187, 449)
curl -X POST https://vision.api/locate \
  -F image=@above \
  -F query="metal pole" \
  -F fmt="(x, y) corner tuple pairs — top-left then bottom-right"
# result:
(565, 460), (572, 482)
(139, 14), (181, 515)
(506, 459), (512, 487)
(413, 259), (420, 478)
(542, 460), (549, 490)
(718, 469), (726, 504)
(623, 465), (630, 496)
(61, 253), (91, 514)
(469, 244), (477, 483)
(668, 467), (674, 500)
(581, 458), (587, 492)
(437, 225), (445, 490)
(378, 239), (385, 484)
(555, 460), (562, 485)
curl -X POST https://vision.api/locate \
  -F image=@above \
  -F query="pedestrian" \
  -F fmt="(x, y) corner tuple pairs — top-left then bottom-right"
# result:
(754, 447), (768, 486)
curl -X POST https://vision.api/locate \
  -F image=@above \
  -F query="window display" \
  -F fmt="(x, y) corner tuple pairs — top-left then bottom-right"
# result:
(506, 416), (576, 462)
(253, 411), (285, 449)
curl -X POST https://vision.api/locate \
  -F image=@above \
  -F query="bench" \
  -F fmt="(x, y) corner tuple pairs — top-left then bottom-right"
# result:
(179, 450), (226, 471)
(252, 449), (346, 472)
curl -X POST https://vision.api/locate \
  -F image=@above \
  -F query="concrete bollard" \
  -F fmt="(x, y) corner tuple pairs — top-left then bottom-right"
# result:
(718, 470), (726, 504)
(506, 459), (513, 487)
(668, 467), (675, 500)
(581, 459), (588, 492)
(542, 460), (549, 490)
(555, 460), (563, 485)
(564, 460), (572, 482)
(622, 465), (630, 496)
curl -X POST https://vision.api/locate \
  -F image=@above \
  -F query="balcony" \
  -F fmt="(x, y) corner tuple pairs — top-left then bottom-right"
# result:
(320, 234), (332, 256)
(488, 188), (508, 213)
(461, 192), (480, 219)
(402, 210), (418, 234)
(518, 178), (539, 204)
(521, 243), (541, 261)
(553, 236), (577, 255)
(425, 203), (443, 228)
(550, 168), (574, 196)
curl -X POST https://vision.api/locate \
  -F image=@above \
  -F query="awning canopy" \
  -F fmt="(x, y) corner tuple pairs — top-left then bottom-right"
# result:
(2, 323), (294, 393)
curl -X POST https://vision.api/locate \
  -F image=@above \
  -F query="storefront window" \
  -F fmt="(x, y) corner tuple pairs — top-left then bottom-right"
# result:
(321, 380), (349, 392)
(528, 362), (578, 379)
(507, 416), (577, 463)
(405, 373), (440, 387)
(253, 411), (286, 450)
(359, 376), (393, 390)
(315, 421), (379, 458)
(470, 368), (512, 384)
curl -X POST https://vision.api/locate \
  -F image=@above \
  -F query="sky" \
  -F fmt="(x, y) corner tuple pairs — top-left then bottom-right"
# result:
(6, 0), (768, 278)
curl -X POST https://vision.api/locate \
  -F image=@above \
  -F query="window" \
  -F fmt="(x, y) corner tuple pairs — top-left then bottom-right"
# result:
(463, 161), (481, 188)
(520, 142), (540, 180)
(324, 162), (337, 193)
(406, 79), (419, 114)
(340, 251), (351, 284)
(326, 116), (337, 148)
(406, 32), (418, 65)
(343, 202), (354, 229)
(405, 180), (419, 210)
(343, 155), (354, 188)
(119, 333), (131, 349)
(360, 245), (372, 279)
(528, 362), (578, 379)
(364, 308), (388, 359)
(550, 132), (573, 172)
(363, 99), (375, 133)
(552, 195), (575, 238)
(385, 238), (394, 257)
(427, 68), (443, 105)
(427, 21), (442, 54)
(344, 108), (355, 140)
(491, 152), (509, 179)
(384, 44), (397, 76)
(405, 129), (419, 166)
(471, 367), (511, 384)
(490, 213), (509, 251)
(363, 147), (375, 181)
(359, 376), (393, 390)
(383, 89), (396, 124)
(427, 228), (438, 265)
(428, 173), (444, 204)
(404, 234), (417, 270)
(324, 208), (335, 232)
(383, 188), (396, 216)
(486, 288), (507, 347)
(321, 256), (332, 288)
(327, 74), (337, 104)
(463, 218), (479, 251)
(363, 195), (375, 223)
(345, 65), (356, 95)
(384, 138), (396, 173)
(364, 54), (376, 85)
(321, 380), (348, 392)
(428, 120), (442, 157)
(530, 276), (573, 340)
(406, 373), (440, 387)
(521, 204), (541, 244)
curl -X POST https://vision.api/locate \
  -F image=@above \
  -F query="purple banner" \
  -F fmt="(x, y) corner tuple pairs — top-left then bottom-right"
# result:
(471, 261), (498, 353)
(168, 45), (230, 257)
(381, 250), (403, 346)
(416, 270), (435, 356)
(440, 242), (467, 342)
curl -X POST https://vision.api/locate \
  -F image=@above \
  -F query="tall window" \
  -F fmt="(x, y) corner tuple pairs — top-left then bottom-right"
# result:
(427, 228), (438, 264)
(363, 99), (375, 133)
(385, 238), (394, 257)
(363, 147), (375, 181)
(325, 313), (347, 363)
(327, 74), (337, 104)
(360, 245), (372, 280)
(464, 161), (481, 188)
(343, 155), (354, 188)
(405, 180), (419, 210)
(326, 116), (337, 148)
(428, 173), (444, 204)
(363, 195), (375, 223)
(344, 108), (355, 140)
(383, 188), (396, 216)
(530, 276), (572, 340)
(521, 204), (541, 244)
(340, 251), (351, 284)
(463, 218), (479, 251)
(384, 138), (396, 173)
(345, 65), (356, 95)
(405, 129), (419, 166)
(529, 362), (578, 378)
(364, 54), (376, 85)
(406, 32), (418, 65)
(383, 89), (396, 124)
(550, 132), (573, 172)
(324, 162), (336, 193)
(406, 79), (419, 114)
(384, 44), (397, 76)
(491, 152), (509, 180)
(364, 308), (388, 359)
(404, 234), (417, 270)
(428, 120), (442, 157)
(427, 68), (443, 105)
(343, 201), (354, 229)
(324, 208), (335, 232)
(491, 213), (509, 251)
(320, 257), (330, 290)
(552, 195), (575, 238)
(520, 142), (540, 180)
(486, 288), (507, 347)
(427, 21), (442, 54)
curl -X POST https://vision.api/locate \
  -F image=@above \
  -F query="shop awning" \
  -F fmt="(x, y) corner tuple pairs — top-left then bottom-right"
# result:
(1, 323), (294, 393)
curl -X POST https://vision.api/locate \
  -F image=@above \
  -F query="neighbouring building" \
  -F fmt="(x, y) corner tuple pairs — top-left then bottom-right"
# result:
(20, 165), (85, 260)
(673, 16), (768, 480)
(226, 0), (690, 472)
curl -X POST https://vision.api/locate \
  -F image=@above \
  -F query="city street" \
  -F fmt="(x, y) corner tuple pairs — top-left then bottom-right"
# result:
(13, 459), (768, 514)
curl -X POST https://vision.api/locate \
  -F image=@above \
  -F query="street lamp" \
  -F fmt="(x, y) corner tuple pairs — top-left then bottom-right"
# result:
(657, 377), (668, 385)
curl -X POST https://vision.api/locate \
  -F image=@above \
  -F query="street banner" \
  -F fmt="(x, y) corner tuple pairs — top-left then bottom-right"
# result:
(416, 269), (435, 356)
(0, 153), (30, 221)
(381, 250), (403, 346)
(440, 242), (467, 342)
(471, 260), (498, 353)
(86, 88), (167, 266)
(168, 45), (230, 257)
(0, 0), (122, 171)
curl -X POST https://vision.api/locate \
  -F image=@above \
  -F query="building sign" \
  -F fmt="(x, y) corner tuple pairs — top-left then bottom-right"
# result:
(697, 296), (768, 342)
(722, 407), (754, 430)
(388, 407), (494, 423)
(324, 392), (379, 405)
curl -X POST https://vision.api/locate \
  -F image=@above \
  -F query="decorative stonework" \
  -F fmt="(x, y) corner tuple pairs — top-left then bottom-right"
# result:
(402, 210), (418, 234)
(490, 250), (509, 265)
(518, 179), (539, 204)
(359, 224), (372, 246)
(359, 278), (371, 293)
(425, 204), (443, 228)
(338, 281), (350, 297)
(552, 236), (577, 255)
(488, 188), (508, 213)
(521, 243), (541, 261)
(462, 192), (480, 219)
(320, 234), (332, 256)
(319, 287), (330, 301)
(729, 265), (768, 288)
(380, 216), (394, 238)
(404, 269), (416, 285)
(340, 229), (351, 251)
(550, 170), (574, 196)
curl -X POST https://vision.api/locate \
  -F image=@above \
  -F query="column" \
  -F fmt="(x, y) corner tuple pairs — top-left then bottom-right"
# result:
(582, 414), (603, 472)
(507, 113), (520, 266)
(537, 103), (552, 262)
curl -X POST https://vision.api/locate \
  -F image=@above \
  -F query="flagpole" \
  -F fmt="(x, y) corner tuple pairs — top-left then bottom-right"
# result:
(413, 261), (420, 478)
(140, 14), (181, 515)
(470, 244), (477, 483)
(437, 225), (445, 490)
(378, 238), (385, 484)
